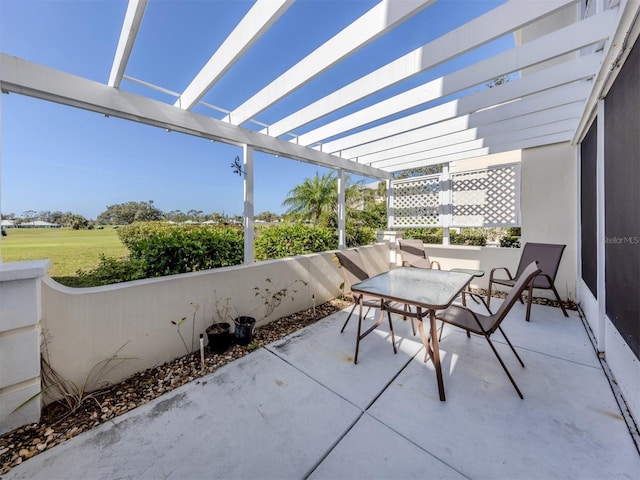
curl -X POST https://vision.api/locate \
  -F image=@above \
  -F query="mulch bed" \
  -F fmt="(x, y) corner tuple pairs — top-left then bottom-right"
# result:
(0, 293), (573, 475)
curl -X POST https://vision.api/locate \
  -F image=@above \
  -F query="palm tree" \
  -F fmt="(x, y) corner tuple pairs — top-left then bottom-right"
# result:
(282, 172), (362, 225)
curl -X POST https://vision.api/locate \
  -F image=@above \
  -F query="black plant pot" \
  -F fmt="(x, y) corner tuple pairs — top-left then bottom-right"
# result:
(206, 322), (231, 354)
(234, 316), (256, 346)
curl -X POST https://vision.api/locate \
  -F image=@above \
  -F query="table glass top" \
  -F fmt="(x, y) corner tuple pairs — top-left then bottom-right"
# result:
(351, 268), (472, 310)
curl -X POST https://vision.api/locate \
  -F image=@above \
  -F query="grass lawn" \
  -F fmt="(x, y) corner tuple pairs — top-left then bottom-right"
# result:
(1, 227), (129, 281)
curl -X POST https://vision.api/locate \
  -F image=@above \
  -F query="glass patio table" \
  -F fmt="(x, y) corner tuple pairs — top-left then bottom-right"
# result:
(351, 267), (472, 401)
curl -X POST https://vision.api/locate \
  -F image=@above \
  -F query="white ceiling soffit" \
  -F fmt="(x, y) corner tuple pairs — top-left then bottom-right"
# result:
(298, 8), (616, 149)
(228, 0), (436, 126)
(108, 0), (148, 88)
(175, 0), (295, 111)
(263, 0), (579, 138)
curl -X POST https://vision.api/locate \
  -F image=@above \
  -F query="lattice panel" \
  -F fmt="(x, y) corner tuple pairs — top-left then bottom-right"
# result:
(392, 176), (440, 227)
(452, 165), (517, 226)
(391, 165), (518, 228)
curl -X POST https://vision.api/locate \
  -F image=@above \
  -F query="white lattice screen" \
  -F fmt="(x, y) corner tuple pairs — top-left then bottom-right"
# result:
(391, 174), (441, 227)
(391, 164), (520, 228)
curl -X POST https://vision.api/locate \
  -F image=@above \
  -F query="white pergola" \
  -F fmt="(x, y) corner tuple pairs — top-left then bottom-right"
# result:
(0, 0), (637, 260)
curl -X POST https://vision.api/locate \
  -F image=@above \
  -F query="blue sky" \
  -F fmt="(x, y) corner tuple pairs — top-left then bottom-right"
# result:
(0, 0), (509, 220)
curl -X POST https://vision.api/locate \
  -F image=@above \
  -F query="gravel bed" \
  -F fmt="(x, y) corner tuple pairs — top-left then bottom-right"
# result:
(0, 298), (351, 475)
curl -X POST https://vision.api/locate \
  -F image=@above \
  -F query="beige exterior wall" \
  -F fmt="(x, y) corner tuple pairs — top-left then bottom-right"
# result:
(519, 141), (578, 302)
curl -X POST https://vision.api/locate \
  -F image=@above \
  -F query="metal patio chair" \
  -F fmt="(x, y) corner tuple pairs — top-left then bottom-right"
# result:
(435, 260), (542, 399)
(398, 238), (441, 269)
(487, 242), (569, 321)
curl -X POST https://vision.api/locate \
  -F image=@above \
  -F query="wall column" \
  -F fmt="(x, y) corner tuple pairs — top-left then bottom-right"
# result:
(0, 260), (49, 435)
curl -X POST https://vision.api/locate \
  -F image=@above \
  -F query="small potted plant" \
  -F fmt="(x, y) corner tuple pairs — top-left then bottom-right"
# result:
(206, 295), (233, 354)
(232, 278), (307, 346)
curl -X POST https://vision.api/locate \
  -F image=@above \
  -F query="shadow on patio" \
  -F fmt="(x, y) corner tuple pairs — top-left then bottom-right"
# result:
(5, 300), (639, 479)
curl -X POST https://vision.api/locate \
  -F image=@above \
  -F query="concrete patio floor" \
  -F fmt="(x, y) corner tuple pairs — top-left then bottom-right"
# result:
(6, 299), (640, 479)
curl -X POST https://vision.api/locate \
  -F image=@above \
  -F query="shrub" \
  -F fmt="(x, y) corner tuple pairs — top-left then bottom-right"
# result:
(403, 228), (443, 244)
(506, 226), (522, 237)
(117, 221), (178, 249)
(129, 226), (244, 276)
(75, 255), (148, 287)
(500, 236), (521, 248)
(254, 224), (337, 261)
(450, 231), (487, 246)
(345, 226), (376, 248)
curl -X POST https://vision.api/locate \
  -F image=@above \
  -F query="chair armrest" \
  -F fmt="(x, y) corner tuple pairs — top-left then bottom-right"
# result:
(489, 266), (513, 282)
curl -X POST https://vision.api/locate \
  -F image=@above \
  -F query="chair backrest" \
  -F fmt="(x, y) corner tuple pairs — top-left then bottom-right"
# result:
(398, 239), (431, 268)
(515, 243), (565, 288)
(491, 261), (542, 329)
(335, 250), (370, 292)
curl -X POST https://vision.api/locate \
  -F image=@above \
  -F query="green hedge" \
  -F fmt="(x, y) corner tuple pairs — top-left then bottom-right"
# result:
(402, 228), (443, 244)
(450, 231), (487, 246)
(129, 226), (244, 275)
(254, 224), (337, 261)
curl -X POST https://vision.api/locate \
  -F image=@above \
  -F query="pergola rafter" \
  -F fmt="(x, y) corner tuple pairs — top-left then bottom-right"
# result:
(228, 0), (436, 127)
(175, 0), (295, 112)
(1, 0), (636, 178)
(262, 0), (580, 139)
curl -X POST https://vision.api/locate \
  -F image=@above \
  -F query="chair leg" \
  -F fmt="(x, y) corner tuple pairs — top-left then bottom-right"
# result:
(484, 334), (524, 399)
(525, 284), (534, 322)
(486, 281), (493, 309)
(550, 283), (569, 317)
(341, 300), (370, 333)
(498, 326), (525, 367)
(340, 302), (358, 333)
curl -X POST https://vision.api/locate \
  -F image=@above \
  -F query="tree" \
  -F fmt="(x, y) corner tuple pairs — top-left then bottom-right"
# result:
(97, 200), (163, 225)
(282, 172), (361, 225)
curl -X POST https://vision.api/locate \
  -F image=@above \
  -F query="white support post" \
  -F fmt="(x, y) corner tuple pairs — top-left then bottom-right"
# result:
(0, 91), (3, 258)
(386, 179), (394, 230)
(243, 145), (255, 264)
(337, 169), (346, 250)
(441, 163), (451, 245)
(596, 99), (606, 354)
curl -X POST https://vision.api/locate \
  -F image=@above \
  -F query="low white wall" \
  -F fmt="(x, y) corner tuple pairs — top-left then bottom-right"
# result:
(40, 245), (388, 393)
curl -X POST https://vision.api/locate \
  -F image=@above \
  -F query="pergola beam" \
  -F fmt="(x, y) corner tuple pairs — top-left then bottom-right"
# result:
(341, 88), (589, 160)
(229, 0), (436, 126)
(108, 0), (148, 88)
(360, 108), (582, 165)
(296, 9), (616, 148)
(175, 0), (295, 111)
(0, 54), (390, 180)
(384, 131), (574, 172)
(264, 0), (580, 139)
(319, 52), (602, 155)
(369, 119), (577, 169)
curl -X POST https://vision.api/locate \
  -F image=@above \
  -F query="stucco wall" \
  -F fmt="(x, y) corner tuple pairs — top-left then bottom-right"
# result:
(40, 247), (383, 393)
(520, 142), (578, 302)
